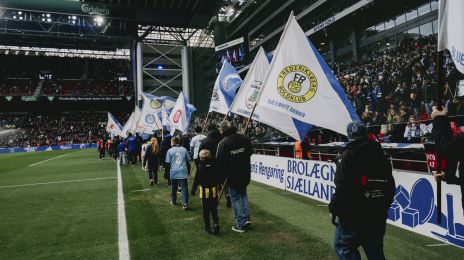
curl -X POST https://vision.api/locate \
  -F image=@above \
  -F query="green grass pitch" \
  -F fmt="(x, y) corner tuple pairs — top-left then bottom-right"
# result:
(0, 149), (463, 259)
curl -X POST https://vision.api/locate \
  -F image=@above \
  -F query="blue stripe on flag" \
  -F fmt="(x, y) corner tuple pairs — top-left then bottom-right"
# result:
(307, 40), (360, 122)
(292, 117), (312, 141)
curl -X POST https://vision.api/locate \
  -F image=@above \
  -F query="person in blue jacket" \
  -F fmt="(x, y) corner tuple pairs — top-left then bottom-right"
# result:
(165, 136), (191, 210)
(126, 133), (137, 165)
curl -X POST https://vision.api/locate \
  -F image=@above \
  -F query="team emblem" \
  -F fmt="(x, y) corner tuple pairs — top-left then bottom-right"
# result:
(245, 80), (262, 109)
(222, 73), (241, 91)
(277, 64), (317, 103)
(173, 110), (182, 123)
(150, 100), (161, 109)
(145, 114), (155, 124)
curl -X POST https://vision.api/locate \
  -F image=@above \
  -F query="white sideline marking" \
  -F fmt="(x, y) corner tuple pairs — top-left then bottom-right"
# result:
(29, 153), (70, 166)
(316, 204), (327, 207)
(426, 243), (450, 247)
(130, 188), (152, 193)
(0, 177), (116, 189)
(117, 160), (130, 260)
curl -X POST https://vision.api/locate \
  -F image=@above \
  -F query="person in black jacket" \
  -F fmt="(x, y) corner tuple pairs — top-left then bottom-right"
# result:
(216, 120), (253, 233)
(143, 137), (160, 186)
(191, 149), (221, 235)
(431, 106), (464, 210)
(199, 124), (232, 208)
(329, 122), (395, 260)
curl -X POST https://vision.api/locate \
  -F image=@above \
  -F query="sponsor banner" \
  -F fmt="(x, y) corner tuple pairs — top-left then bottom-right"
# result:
(251, 154), (335, 203)
(57, 96), (128, 102)
(215, 37), (244, 52)
(0, 143), (97, 154)
(251, 154), (464, 248)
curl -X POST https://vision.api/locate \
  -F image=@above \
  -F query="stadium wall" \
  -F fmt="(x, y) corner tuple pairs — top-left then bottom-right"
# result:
(251, 154), (464, 249)
(0, 143), (97, 153)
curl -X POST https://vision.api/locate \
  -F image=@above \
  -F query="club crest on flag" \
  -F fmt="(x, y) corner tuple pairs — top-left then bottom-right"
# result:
(277, 64), (318, 103)
(222, 73), (241, 91)
(172, 110), (182, 123)
(245, 80), (262, 109)
(144, 114), (156, 124)
(150, 99), (161, 109)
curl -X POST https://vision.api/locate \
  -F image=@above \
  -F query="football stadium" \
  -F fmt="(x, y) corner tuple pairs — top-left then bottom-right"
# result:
(1, 0), (464, 259)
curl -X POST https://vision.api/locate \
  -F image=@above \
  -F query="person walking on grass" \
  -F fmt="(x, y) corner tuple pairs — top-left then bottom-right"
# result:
(216, 121), (253, 233)
(329, 122), (395, 260)
(126, 133), (137, 165)
(165, 136), (191, 210)
(143, 137), (160, 186)
(97, 137), (106, 160)
(191, 149), (221, 235)
(190, 126), (206, 168)
(117, 140), (126, 166)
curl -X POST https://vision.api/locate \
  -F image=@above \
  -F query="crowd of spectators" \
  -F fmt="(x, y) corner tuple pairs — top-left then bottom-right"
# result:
(335, 35), (464, 142)
(0, 54), (131, 96)
(0, 112), (130, 148)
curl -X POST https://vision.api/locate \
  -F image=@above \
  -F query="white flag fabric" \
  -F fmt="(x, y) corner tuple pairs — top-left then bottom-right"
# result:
(121, 112), (134, 138)
(169, 92), (188, 133)
(258, 15), (359, 136)
(161, 106), (170, 126)
(230, 46), (311, 140)
(208, 61), (242, 115)
(438, 0), (464, 74)
(138, 93), (162, 133)
(130, 107), (143, 134)
(106, 112), (122, 136)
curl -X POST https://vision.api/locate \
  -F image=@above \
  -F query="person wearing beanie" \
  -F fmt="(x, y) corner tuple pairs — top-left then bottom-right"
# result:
(329, 122), (395, 260)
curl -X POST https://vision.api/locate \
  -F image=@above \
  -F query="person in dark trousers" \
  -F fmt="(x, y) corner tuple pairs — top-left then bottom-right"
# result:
(191, 149), (221, 235)
(97, 137), (106, 160)
(143, 137), (160, 186)
(135, 133), (143, 162)
(329, 122), (395, 260)
(199, 124), (232, 208)
(431, 106), (464, 210)
(216, 120), (253, 233)
(161, 133), (172, 185)
(126, 133), (137, 165)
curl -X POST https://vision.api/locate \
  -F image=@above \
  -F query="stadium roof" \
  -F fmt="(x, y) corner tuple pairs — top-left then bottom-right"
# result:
(0, 0), (221, 50)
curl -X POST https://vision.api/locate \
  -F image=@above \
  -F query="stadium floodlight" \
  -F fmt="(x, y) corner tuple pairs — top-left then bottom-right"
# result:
(46, 13), (50, 17)
(94, 16), (104, 27)
(17, 11), (22, 15)
(13, 15), (17, 19)
(157, 65), (164, 70)
(72, 15), (77, 20)
(46, 18), (51, 22)
(41, 18), (45, 22)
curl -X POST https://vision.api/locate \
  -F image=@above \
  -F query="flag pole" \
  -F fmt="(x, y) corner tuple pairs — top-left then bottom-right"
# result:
(201, 112), (211, 135)
(434, 50), (445, 224)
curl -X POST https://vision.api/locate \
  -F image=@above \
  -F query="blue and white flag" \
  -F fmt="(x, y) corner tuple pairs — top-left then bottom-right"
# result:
(438, 0), (464, 74)
(138, 93), (163, 133)
(208, 61), (242, 115)
(106, 112), (123, 137)
(258, 14), (359, 136)
(229, 46), (311, 140)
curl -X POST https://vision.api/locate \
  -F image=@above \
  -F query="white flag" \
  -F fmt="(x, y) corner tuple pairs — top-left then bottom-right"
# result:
(106, 112), (122, 136)
(258, 14), (359, 136)
(169, 92), (188, 133)
(438, 0), (464, 74)
(208, 61), (242, 115)
(138, 93), (162, 133)
(161, 105), (170, 126)
(121, 112), (134, 138)
(130, 106), (144, 134)
(230, 47), (311, 140)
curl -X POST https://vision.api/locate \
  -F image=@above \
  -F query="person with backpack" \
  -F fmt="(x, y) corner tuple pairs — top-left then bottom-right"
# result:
(329, 122), (395, 260)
